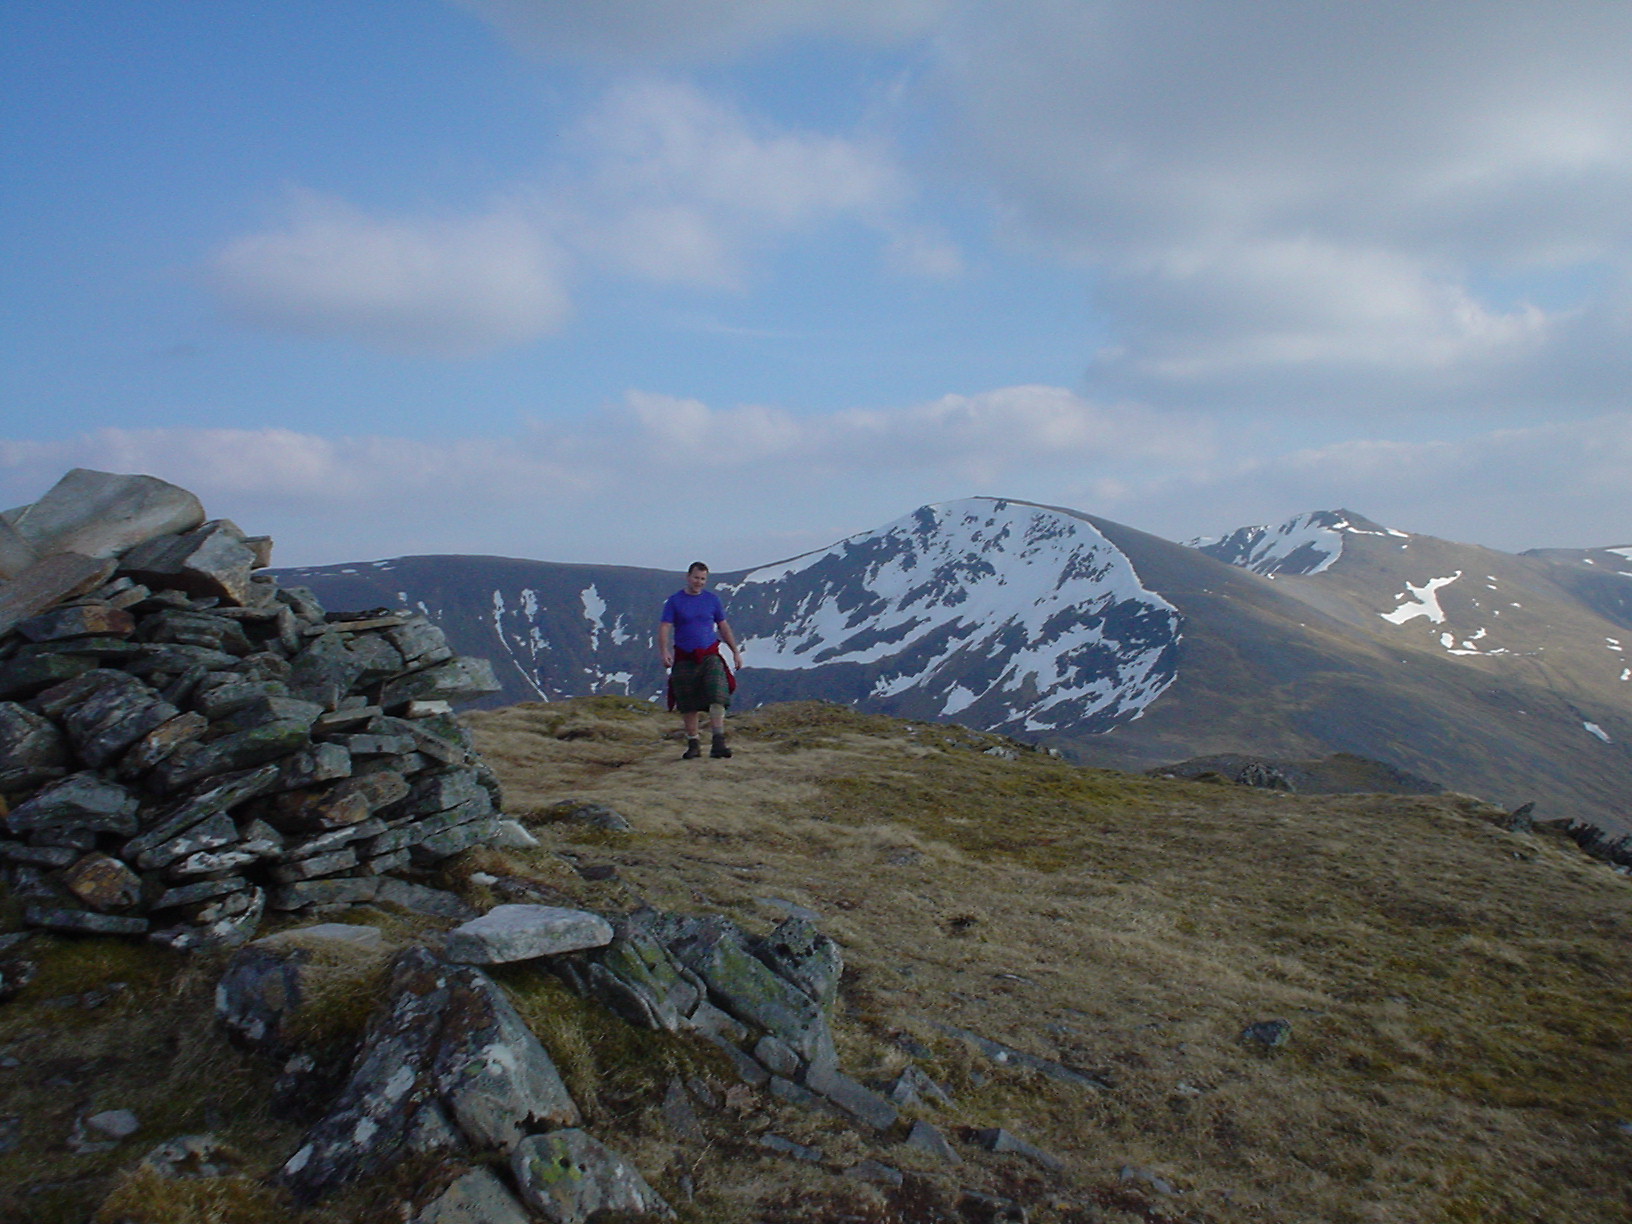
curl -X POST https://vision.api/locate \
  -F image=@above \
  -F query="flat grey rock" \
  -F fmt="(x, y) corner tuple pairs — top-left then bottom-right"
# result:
(410, 1167), (532, 1224)
(444, 904), (614, 965)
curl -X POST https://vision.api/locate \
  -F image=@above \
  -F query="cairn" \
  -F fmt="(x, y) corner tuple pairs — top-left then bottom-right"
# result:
(0, 469), (512, 949)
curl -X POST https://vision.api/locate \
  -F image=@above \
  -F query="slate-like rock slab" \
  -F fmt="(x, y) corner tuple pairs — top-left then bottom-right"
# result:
(120, 519), (259, 606)
(6, 771), (140, 836)
(7, 468), (204, 560)
(0, 701), (68, 792)
(0, 553), (117, 638)
(445, 904), (615, 965)
(974, 1126), (1064, 1171)
(510, 1129), (674, 1223)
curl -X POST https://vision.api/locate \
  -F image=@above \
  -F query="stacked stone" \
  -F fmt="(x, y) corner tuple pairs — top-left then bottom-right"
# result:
(0, 469), (508, 950)
(1552, 817), (1632, 871)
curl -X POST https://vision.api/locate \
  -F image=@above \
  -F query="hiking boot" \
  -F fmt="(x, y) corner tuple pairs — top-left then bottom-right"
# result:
(710, 734), (732, 759)
(682, 738), (701, 760)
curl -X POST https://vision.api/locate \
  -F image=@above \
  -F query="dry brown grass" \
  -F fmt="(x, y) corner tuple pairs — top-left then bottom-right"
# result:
(2, 695), (1627, 1223)
(463, 696), (1632, 1224)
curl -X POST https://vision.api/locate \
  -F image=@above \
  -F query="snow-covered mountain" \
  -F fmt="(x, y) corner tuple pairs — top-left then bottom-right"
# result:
(1189, 509), (1405, 577)
(275, 497), (1632, 835)
(722, 502), (1179, 734)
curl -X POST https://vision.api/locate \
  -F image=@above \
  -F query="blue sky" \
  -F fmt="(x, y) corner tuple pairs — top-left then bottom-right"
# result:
(5, 1), (1631, 568)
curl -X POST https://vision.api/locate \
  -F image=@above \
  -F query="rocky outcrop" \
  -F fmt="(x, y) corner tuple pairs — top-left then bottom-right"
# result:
(215, 918), (669, 1217)
(208, 898), (913, 1214)
(0, 470), (508, 949)
(552, 907), (901, 1132)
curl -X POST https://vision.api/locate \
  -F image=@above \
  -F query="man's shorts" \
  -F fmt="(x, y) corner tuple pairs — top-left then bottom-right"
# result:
(669, 652), (732, 714)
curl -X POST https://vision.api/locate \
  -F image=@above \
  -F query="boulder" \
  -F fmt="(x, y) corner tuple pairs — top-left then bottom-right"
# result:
(0, 516), (38, 580)
(510, 1129), (673, 1223)
(666, 914), (836, 1067)
(277, 946), (579, 1204)
(6, 469), (204, 560)
(432, 958), (581, 1150)
(752, 915), (842, 1008)
(410, 1167), (532, 1224)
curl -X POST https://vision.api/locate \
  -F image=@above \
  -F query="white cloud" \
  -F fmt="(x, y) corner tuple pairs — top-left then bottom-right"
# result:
(6, 402), (1627, 568)
(204, 83), (944, 351)
(456, 0), (950, 63)
(206, 191), (571, 358)
(928, 1), (1632, 409)
(0, 385), (1203, 564)
(560, 80), (911, 287)
(1118, 412), (1632, 552)
(1109, 238), (1550, 382)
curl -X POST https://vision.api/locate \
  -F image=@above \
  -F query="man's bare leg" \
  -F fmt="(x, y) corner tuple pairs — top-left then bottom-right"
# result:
(682, 710), (701, 759)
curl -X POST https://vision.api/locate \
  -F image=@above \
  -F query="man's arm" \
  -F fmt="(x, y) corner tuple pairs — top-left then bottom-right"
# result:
(717, 619), (744, 669)
(658, 620), (674, 668)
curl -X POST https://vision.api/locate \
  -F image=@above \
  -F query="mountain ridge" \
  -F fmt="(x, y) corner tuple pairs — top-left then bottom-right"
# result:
(275, 496), (1632, 834)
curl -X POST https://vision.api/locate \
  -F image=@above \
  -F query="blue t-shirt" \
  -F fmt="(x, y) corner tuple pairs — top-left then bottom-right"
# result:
(661, 589), (726, 652)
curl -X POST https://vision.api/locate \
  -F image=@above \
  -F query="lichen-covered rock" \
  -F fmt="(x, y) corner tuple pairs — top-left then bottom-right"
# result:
(61, 852), (143, 912)
(57, 670), (180, 768)
(510, 1129), (674, 1224)
(16, 603), (136, 642)
(152, 717), (314, 792)
(276, 946), (579, 1204)
(553, 911), (703, 1033)
(432, 956), (580, 1150)
(215, 922), (389, 1055)
(751, 915), (842, 1009)
(665, 914), (836, 1067)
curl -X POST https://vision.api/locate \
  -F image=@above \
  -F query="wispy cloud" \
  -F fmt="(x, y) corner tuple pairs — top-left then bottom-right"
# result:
(206, 191), (571, 357)
(932, 1), (1632, 411)
(202, 81), (950, 356)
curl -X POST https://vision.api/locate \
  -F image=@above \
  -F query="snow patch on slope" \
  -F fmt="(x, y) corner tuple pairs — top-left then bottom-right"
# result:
(1381, 573), (1462, 626)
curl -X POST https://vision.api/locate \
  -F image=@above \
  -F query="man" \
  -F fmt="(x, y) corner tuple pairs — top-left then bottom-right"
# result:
(659, 562), (745, 759)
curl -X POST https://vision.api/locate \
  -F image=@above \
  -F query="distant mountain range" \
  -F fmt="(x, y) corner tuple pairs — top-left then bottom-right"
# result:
(273, 498), (1632, 835)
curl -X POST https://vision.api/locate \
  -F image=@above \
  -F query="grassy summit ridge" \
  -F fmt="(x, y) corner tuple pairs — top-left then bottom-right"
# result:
(1, 697), (1628, 1223)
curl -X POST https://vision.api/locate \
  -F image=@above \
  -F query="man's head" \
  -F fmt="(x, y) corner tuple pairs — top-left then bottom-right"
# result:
(686, 562), (709, 593)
